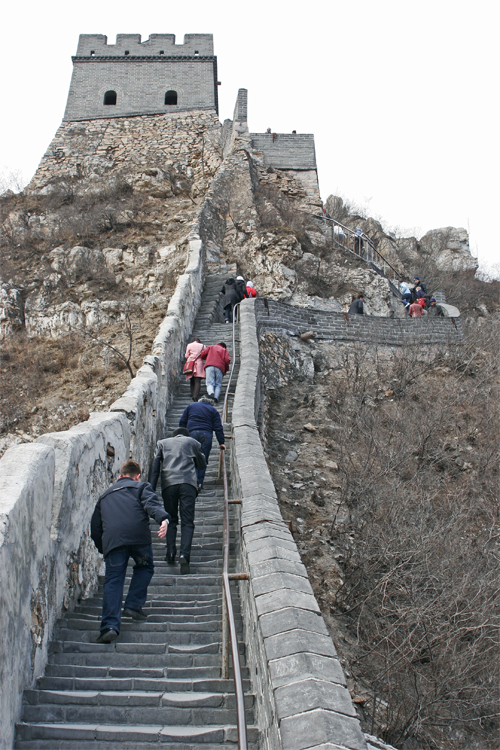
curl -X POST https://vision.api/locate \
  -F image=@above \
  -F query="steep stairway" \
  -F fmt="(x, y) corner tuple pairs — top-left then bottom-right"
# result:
(15, 274), (258, 749)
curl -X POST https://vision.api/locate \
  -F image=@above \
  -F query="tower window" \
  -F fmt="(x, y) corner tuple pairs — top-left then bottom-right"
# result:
(159, 50), (164, 55)
(194, 50), (199, 56)
(104, 90), (117, 105)
(124, 50), (130, 56)
(90, 50), (95, 56)
(165, 90), (178, 105)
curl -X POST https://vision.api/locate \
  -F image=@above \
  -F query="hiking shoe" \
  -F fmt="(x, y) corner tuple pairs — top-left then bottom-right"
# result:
(179, 555), (190, 575)
(97, 628), (119, 643)
(123, 607), (147, 621)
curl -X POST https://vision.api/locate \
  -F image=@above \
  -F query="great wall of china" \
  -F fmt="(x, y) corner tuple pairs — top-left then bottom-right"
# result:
(0, 33), (470, 750)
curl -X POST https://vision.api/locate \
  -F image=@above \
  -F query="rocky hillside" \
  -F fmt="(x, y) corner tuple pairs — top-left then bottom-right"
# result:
(260, 306), (499, 750)
(0, 111), (222, 455)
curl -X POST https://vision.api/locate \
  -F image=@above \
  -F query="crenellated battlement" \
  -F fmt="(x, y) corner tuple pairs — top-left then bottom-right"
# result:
(76, 33), (214, 58)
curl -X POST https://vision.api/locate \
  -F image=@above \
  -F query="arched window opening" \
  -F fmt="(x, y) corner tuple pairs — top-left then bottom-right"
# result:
(103, 90), (117, 106)
(165, 90), (178, 105)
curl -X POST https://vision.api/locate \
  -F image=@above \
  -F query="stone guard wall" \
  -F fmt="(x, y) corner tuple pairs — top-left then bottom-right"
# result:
(231, 301), (368, 750)
(255, 298), (463, 345)
(0, 232), (208, 749)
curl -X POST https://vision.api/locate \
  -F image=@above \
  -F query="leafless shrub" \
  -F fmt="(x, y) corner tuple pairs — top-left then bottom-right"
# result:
(326, 322), (499, 749)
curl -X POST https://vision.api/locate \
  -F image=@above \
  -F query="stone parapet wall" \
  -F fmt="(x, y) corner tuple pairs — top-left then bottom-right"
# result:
(231, 300), (368, 750)
(0, 232), (209, 748)
(255, 298), (463, 345)
(75, 33), (214, 58)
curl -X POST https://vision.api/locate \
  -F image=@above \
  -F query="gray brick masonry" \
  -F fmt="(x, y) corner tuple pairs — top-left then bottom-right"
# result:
(230, 301), (368, 750)
(254, 298), (463, 345)
(251, 133), (317, 170)
(64, 33), (218, 121)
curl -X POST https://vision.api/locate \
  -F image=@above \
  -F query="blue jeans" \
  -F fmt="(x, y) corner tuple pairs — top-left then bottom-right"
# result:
(205, 366), (223, 400)
(190, 429), (213, 485)
(101, 544), (154, 633)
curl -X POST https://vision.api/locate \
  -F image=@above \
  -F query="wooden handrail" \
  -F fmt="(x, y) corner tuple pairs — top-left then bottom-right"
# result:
(219, 299), (248, 749)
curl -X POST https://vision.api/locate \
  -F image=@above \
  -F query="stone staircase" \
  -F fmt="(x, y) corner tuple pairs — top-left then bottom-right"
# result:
(15, 274), (259, 749)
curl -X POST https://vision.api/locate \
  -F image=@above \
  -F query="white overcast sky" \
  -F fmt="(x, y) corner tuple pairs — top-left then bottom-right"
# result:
(1, 0), (498, 274)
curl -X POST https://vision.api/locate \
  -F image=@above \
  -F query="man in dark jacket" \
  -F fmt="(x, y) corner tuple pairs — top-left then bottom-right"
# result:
(179, 396), (226, 488)
(235, 276), (247, 301)
(348, 294), (364, 314)
(149, 428), (206, 573)
(90, 459), (170, 643)
(221, 278), (241, 323)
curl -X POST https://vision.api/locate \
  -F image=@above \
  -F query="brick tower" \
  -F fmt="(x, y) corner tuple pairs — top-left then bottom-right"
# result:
(63, 34), (218, 121)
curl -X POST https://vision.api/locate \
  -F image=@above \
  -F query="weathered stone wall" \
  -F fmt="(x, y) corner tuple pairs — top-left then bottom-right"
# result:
(254, 298), (463, 345)
(0, 229), (210, 748)
(231, 301), (368, 750)
(29, 110), (222, 193)
(251, 132), (319, 197)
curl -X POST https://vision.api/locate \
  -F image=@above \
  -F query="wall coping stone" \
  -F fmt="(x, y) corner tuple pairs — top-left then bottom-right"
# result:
(231, 299), (368, 749)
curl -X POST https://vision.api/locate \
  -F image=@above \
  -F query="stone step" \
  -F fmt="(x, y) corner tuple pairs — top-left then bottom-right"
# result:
(21, 702), (255, 726)
(36, 676), (253, 694)
(15, 722), (259, 745)
(24, 689), (254, 710)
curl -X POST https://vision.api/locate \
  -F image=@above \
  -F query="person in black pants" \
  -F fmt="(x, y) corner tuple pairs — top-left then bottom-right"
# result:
(149, 428), (206, 574)
(178, 396), (226, 488)
(90, 459), (170, 643)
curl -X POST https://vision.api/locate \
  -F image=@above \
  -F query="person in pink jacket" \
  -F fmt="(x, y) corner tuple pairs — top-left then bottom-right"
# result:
(184, 338), (206, 401)
(199, 342), (231, 403)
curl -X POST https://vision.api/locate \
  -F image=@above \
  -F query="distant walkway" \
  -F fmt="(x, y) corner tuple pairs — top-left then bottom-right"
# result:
(255, 298), (463, 346)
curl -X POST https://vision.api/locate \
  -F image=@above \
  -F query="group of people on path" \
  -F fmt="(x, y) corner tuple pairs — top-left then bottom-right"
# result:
(221, 275), (257, 324)
(91, 339), (231, 643)
(184, 339), (230, 403)
(399, 276), (444, 317)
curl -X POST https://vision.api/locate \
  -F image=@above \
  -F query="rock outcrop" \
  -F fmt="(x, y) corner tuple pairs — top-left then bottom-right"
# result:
(325, 195), (478, 276)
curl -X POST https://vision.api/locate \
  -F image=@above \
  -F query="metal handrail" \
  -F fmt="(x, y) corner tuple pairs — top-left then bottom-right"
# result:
(221, 449), (248, 749)
(219, 299), (248, 749)
(302, 210), (404, 285)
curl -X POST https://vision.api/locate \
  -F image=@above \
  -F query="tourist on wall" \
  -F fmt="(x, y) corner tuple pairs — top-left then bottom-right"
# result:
(179, 396), (226, 489)
(427, 298), (444, 317)
(199, 342), (231, 402)
(90, 460), (170, 643)
(149, 428), (206, 574)
(333, 224), (346, 244)
(184, 337), (205, 402)
(354, 227), (364, 255)
(221, 278), (241, 323)
(348, 294), (364, 315)
(235, 276), (247, 301)
(245, 280), (257, 298)
(411, 276), (428, 302)
(399, 280), (412, 308)
(409, 300), (425, 317)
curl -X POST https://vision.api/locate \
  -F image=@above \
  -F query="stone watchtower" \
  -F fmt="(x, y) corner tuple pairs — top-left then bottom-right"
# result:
(63, 34), (218, 121)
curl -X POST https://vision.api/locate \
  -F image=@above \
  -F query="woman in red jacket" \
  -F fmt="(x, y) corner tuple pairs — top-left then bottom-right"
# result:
(199, 342), (231, 403)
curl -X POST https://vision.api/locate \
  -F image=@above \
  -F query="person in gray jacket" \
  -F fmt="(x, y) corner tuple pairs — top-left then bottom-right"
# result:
(149, 427), (206, 573)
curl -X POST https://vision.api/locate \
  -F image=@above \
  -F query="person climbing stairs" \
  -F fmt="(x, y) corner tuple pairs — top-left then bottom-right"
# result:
(15, 273), (258, 748)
